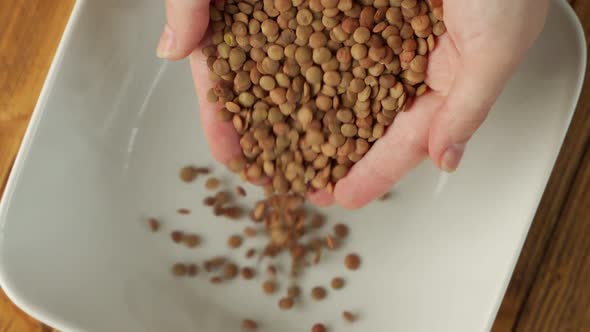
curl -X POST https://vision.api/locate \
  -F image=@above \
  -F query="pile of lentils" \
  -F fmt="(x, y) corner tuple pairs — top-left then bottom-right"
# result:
(204, 0), (445, 195)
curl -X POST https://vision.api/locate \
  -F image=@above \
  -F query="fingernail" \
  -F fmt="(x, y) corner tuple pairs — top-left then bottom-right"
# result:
(156, 25), (176, 59)
(441, 143), (465, 173)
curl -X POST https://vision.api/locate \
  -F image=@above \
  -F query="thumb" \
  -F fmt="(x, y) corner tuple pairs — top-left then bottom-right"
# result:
(157, 0), (210, 60)
(428, 52), (517, 172)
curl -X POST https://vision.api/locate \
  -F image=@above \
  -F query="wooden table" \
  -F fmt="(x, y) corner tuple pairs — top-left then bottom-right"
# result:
(0, 1), (589, 331)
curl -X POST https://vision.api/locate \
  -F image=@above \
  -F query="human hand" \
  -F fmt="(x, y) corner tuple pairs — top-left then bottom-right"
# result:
(157, 0), (549, 208)
(157, 0), (244, 164)
(311, 0), (549, 207)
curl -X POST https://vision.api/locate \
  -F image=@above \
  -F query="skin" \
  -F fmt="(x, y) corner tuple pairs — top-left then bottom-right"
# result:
(157, 0), (549, 208)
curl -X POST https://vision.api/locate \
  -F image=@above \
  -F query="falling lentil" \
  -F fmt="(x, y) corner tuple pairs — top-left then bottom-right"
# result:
(331, 277), (345, 290)
(171, 231), (183, 243)
(278, 297), (294, 310)
(179, 166), (198, 183)
(241, 267), (256, 280)
(206, 177), (221, 190)
(345, 253), (361, 270)
(311, 286), (327, 300)
(177, 208), (191, 215)
(342, 311), (357, 322)
(334, 223), (349, 238)
(311, 324), (327, 332)
(241, 319), (258, 331)
(147, 218), (159, 232)
(263, 280), (277, 294)
(228, 235), (243, 249)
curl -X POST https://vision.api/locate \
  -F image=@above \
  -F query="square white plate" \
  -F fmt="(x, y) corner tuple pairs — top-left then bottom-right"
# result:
(0, 1), (586, 331)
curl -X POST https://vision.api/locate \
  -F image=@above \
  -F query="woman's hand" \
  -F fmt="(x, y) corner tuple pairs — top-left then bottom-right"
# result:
(157, 0), (549, 208)
(157, 0), (245, 164)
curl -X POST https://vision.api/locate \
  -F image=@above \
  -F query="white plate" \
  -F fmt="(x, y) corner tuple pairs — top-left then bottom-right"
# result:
(0, 1), (586, 331)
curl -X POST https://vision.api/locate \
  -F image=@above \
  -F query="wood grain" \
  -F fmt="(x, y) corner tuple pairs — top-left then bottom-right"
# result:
(0, 1), (589, 332)
(515, 140), (590, 332)
(491, 1), (590, 331)
(0, 0), (74, 331)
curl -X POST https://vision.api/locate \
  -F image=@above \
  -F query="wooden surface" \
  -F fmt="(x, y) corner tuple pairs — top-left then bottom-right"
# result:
(0, 1), (589, 331)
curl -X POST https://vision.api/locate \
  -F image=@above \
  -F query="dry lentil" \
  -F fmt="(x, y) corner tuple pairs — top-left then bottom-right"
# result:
(246, 248), (257, 258)
(241, 267), (256, 279)
(203, 196), (216, 206)
(331, 277), (345, 289)
(334, 223), (349, 238)
(179, 166), (198, 182)
(287, 285), (301, 298)
(183, 234), (201, 248)
(210, 276), (223, 284)
(311, 323), (327, 332)
(147, 218), (159, 232)
(325, 235), (337, 249)
(223, 263), (239, 279)
(241, 319), (258, 331)
(171, 231), (183, 243)
(187, 264), (199, 277)
(263, 280), (277, 294)
(342, 311), (357, 322)
(235, 186), (247, 197)
(228, 234), (243, 248)
(345, 253), (361, 270)
(311, 286), (327, 300)
(172, 263), (187, 276)
(205, 177), (221, 190)
(177, 208), (191, 215)
(278, 297), (294, 310)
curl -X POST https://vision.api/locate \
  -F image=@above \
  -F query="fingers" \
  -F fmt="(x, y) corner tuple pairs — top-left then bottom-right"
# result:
(333, 92), (444, 209)
(428, 53), (517, 172)
(308, 189), (335, 207)
(190, 50), (243, 164)
(157, 0), (211, 60)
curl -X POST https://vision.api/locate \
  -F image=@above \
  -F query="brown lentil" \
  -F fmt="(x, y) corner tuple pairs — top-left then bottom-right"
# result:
(334, 223), (349, 238)
(187, 264), (198, 277)
(235, 186), (247, 197)
(210, 276), (223, 284)
(205, 177), (221, 190)
(345, 253), (361, 270)
(177, 208), (191, 215)
(342, 311), (357, 322)
(228, 234), (243, 248)
(241, 267), (256, 279)
(311, 323), (327, 332)
(223, 263), (239, 279)
(183, 234), (201, 248)
(245, 248), (257, 258)
(147, 218), (159, 232)
(331, 277), (345, 289)
(267, 265), (278, 276)
(241, 319), (258, 331)
(244, 226), (257, 237)
(311, 286), (327, 300)
(263, 280), (277, 294)
(172, 263), (187, 276)
(287, 285), (301, 298)
(171, 231), (183, 243)
(179, 166), (198, 182)
(278, 297), (294, 310)
(203, 196), (216, 206)
(325, 235), (338, 249)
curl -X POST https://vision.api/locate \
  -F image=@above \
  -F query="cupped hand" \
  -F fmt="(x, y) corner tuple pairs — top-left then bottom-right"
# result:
(157, 0), (549, 208)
